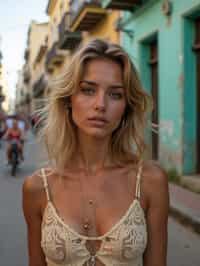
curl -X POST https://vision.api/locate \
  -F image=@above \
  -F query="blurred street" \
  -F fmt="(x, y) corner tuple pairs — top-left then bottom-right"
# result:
(0, 131), (199, 266)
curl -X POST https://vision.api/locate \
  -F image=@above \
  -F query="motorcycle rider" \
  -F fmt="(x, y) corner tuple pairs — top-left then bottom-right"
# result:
(3, 118), (24, 162)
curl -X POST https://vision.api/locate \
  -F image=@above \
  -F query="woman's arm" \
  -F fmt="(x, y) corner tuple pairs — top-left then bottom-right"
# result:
(2, 128), (11, 139)
(22, 174), (47, 266)
(143, 162), (169, 266)
(19, 128), (25, 140)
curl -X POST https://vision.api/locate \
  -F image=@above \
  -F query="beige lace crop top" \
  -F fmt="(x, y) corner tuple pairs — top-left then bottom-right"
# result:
(41, 165), (147, 266)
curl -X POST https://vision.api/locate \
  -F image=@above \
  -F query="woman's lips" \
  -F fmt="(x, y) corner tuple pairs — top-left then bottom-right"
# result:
(88, 117), (108, 126)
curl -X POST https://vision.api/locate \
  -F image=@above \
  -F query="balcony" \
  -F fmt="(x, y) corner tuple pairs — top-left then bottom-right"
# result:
(23, 65), (31, 83)
(25, 93), (31, 104)
(45, 42), (64, 72)
(24, 49), (30, 61)
(102, 0), (142, 10)
(46, 0), (57, 15)
(70, 0), (106, 31)
(35, 44), (47, 64)
(58, 12), (82, 50)
(0, 86), (5, 103)
(33, 75), (47, 98)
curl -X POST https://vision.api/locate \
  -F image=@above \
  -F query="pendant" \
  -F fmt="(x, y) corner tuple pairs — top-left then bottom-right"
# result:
(83, 219), (92, 231)
(82, 199), (95, 232)
(87, 256), (95, 266)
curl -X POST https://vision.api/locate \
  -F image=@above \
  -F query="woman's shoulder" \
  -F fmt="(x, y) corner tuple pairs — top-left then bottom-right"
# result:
(22, 168), (54, 197)
(142, 160), (167, 179)
(141, 160), (169, 198)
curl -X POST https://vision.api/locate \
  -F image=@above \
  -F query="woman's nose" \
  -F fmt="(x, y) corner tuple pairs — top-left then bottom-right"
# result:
(94, 92), (106, 112)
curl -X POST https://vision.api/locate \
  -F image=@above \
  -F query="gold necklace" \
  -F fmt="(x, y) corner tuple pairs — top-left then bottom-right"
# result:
(79, 176), (97, 236)
(79, 176), (97, 266)
(82, 199), (95, 231)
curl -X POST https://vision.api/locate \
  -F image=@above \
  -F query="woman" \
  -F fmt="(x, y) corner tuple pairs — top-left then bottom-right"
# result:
(23, 39), (169, 266)
(3, 118), (24, 161)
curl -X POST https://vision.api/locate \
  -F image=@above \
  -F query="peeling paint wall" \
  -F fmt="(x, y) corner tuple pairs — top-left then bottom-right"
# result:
(121, 0), (200, 174)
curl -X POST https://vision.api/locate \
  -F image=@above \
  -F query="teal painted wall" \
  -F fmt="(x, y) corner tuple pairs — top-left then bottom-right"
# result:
(121, 0), (200, 174)
(183, 17), (196, 174)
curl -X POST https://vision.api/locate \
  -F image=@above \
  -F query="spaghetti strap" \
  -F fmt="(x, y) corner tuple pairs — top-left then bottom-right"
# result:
(135, 162), (143, 199)
(41, 168), (51, 202)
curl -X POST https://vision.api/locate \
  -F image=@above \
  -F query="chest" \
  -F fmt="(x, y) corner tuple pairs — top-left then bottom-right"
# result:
(41, 200), (147, 266)
(40, 168), (148, 265)
(9, 129), (20, 137)
(45, 171), (146, 238)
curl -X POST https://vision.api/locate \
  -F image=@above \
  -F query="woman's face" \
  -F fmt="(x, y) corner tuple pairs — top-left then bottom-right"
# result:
(12, 119), (18, 129)
(71, 58), (126, 139)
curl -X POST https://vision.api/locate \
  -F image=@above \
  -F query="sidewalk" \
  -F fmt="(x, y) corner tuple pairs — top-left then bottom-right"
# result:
(169, 183), (200, 234)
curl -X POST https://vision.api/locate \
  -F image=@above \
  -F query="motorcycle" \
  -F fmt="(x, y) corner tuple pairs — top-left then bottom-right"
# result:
(9, 139), (20, 176)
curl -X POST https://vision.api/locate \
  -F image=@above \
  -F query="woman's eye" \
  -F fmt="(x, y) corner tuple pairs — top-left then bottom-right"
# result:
(80, 87), (95, 95)
(109, 92), (123, 99)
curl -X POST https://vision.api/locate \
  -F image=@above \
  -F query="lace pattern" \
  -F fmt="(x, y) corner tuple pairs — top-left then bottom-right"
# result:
(41, 199), (147, 266)
(41, 164), (147, 266)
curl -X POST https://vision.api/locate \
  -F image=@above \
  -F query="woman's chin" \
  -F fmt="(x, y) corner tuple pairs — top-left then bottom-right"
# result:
(81, 127), (110, 139)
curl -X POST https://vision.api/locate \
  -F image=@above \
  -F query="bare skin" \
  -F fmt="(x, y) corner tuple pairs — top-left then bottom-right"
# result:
(23, 58), (169, 266)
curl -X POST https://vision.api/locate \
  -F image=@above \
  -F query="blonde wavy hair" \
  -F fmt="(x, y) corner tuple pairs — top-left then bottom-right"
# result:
(39, 38), (153, 172)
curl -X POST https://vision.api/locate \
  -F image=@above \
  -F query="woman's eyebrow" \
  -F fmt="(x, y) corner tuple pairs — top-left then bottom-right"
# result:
(80, 80), (97, 86)
(80, 80), (124, 89)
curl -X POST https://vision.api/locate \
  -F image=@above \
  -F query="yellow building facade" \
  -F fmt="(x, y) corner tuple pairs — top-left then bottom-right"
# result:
(45, 0), (120, 77)
(70, 2), (120, 44)
(0, 64), (10, 113)
(83, 11), (120, 44)
(25, 21), (49, 112)
(21, 1), (121, 114)
(45, 0), (72, 77)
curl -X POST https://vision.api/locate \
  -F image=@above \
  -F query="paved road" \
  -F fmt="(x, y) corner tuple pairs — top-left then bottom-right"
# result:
(0, 131), (199, 266)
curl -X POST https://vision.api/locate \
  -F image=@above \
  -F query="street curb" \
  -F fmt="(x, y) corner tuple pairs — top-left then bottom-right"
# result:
(169, 202), (200, 234)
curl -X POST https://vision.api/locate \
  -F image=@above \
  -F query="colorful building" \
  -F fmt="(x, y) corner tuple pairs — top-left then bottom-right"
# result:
(45, 0), (120, 77)
(45, 0), (73, 77)
(22, 21), (49, 113)
(0, 52), (6, 115)
(21, 0), (121, 114)
(0, 52), (10, 114)
(68, 0), (120, 43)
(102, 0), (200, 175)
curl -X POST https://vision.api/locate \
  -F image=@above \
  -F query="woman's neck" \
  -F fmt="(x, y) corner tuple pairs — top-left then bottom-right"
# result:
(75, 134), (112, 175)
